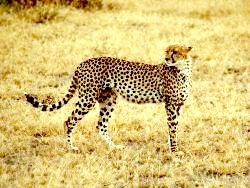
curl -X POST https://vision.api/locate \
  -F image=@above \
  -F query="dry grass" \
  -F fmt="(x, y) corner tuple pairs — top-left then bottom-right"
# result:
(0, 0), (249, 187)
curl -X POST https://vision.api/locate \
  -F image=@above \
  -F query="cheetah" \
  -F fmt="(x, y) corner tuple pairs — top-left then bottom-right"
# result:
(25, 45), (192, 152)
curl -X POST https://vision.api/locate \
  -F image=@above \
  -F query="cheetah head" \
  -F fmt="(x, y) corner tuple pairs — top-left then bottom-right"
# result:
(165, 45), (192, 70)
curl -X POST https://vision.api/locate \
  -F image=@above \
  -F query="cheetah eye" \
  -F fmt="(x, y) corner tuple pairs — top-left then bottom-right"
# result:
(165, 58), (170, 61)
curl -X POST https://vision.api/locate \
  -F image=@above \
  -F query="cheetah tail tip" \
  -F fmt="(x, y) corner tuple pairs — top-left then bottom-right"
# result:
(23, 92), (29, 101)
(23, 92), (30, 99)
(23, 92), (33, 103)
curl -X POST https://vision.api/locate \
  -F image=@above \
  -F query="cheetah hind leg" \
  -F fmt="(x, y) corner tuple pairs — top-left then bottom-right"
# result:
(65, 101), (93, 151)
(98, 89), (124, 149)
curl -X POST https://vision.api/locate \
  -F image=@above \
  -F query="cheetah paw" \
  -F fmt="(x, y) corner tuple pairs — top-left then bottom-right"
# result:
(172, 150), (185, 157)
(70, 146), (79, 152)
(110, 144), (125, 150)
(115, 144), (125, 149)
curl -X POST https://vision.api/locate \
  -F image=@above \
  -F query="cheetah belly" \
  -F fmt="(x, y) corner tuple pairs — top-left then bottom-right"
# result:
(117, 88), (163, 103)
(105, 77), (163, 104)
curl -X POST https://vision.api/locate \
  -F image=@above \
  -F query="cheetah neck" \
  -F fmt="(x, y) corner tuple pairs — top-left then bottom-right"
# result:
(166, 60), (192, 77)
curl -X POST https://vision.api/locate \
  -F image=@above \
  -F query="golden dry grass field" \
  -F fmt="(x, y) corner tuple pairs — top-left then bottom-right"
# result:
(0, 0), (249, 187)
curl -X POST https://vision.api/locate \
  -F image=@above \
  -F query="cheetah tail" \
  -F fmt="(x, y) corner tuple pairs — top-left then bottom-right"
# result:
(24, 76), (78, 112)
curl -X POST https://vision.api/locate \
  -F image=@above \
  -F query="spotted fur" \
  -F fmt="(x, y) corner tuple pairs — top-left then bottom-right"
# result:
(25, 45), (192, 152)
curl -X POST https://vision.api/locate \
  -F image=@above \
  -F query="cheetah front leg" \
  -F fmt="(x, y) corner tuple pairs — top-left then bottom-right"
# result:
(165, 103), (180, 153)
(97, 89), (124, 149)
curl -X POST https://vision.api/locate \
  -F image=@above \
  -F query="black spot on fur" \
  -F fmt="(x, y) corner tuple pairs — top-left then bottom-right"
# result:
(26, 95), (34, 103)
(57, 101), (62, 109)
(42, 106), (47, 111)
(33, 101), (39, 108)
(82, 112), (87, 115)
(63, 98), (68, 104)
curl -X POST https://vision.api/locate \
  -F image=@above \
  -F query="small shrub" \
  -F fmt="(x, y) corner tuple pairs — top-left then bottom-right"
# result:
(70, 0), (103, 10)
(0, 0), (12, 6)
(30, 7), (58, 23)
(0, 0), (114, 10)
